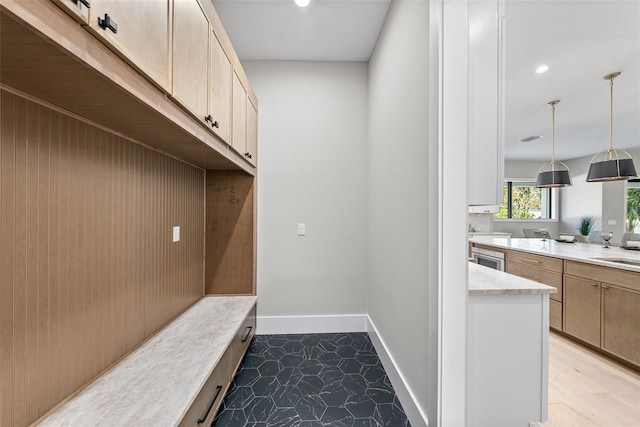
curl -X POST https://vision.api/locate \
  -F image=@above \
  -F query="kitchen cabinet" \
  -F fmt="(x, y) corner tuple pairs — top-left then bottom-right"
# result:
(172, 0), (209, 125)
(505, 249), (563, 330)
(564, 260), (640, 367)
(246, 99), (258, 166)
(88, 0), (172, 91)
(468, 0), (504, 206)
(209, 31), (233, 143)
(232, 71), (247, 155)
(51, 0), (90, 24)
(602, 285), (640, 366)
(563, 275), (601, 347)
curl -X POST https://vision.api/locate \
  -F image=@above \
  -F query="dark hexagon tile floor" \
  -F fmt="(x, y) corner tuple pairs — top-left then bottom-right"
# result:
(213, 333), (411, 427)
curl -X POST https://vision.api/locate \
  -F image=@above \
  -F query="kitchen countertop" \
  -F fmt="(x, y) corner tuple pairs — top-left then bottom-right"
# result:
(468, 231), (512, 237)
(470, 236), (640, 273)
(468, 261), (556, 296)
(39, 296), (257, 427)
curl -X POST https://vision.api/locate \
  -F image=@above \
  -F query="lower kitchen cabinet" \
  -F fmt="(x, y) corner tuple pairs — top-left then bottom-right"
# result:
(602, 284), (640, 366)
(549, 299), (562, 331)
(563, 275), (601, 347)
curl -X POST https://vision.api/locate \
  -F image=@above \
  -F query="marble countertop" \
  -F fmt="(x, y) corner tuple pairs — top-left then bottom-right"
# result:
(468, 262), (556, 296)
(468, 231), (512, 237)
(470, 236), (640, 273)
(39, 296), (257, 427)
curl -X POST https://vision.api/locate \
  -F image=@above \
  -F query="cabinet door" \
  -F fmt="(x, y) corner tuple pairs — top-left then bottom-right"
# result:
(51, 0), (90, 24)
(602, 284), (640, 365)
(89, 0), (172, 91)
(246, 99), (258, 166)
(172, 0), (209, 123)
(563, 275), (601, 347)
(231, 71), (247, 154)
(468, 0), (504, 206)
(209, 32), (232, 143)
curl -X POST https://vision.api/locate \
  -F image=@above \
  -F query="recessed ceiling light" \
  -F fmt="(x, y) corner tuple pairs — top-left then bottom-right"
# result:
(536, 65), (549, 74)
(295, 0), (310, 7)
(519, 135), (542, 142)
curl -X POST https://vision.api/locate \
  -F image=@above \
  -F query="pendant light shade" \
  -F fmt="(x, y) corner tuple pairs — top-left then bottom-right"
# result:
(587, 72), (638, 182)
(536, 100), (572, 188)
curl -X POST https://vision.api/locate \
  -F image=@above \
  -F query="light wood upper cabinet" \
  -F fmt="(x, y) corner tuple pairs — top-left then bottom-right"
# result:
(172, 0), (209, 123)
(246, 99), (258, 166)
(563, 275), (601, 347)
(232, 71), (247, 155)
(88, 0), (172, 92)
(209, 31), (232, 143)
(51, 0), (90, 24)
(602, 284), (640, 366)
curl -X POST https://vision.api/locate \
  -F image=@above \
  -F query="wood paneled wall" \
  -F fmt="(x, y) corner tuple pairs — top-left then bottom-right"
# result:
(0, 89), (205, 426)
(205, 170), (255, 295)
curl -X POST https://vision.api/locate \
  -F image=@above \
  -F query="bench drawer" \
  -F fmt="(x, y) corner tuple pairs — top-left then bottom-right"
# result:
(180, 350), (231, 426)
(231, 304), (256, 372)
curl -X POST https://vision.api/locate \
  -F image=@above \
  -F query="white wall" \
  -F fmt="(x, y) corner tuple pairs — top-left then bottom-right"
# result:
(242, 61), (369, 317)
(368, 0), (430, 424)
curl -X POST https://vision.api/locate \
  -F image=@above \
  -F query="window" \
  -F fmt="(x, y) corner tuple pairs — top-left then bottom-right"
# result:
(494, 182), (553, 219)
(627, 180), (640, 233)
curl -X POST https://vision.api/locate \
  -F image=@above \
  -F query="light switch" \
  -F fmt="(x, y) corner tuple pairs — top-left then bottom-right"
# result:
(297, 223), (306, 236)
(172, 226), (180, 242)
(608, 219), (616, 225)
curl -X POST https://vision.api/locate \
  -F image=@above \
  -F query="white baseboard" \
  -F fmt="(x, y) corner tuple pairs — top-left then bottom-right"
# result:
(256, 314), (368, 335)
(367, 317), (429, 427)
(255, 313), (429, 426)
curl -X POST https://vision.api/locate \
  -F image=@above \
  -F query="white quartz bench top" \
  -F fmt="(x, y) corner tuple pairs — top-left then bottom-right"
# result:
(468, 262), (556, 296)
(39, 296), (257, 427)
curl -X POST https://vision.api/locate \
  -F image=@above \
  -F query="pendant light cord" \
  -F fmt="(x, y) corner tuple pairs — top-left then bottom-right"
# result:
(609, 76), (614, 153)
(551, 102), (556, 164)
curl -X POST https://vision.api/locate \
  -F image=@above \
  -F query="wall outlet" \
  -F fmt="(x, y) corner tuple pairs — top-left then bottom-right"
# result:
(172, 226), (180, 242)
(297, 223), (306, 236)
(608, 219), (616, 225)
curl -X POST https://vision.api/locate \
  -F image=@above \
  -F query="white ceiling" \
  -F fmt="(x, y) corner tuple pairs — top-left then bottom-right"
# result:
(211, 0), (392, 61)
(212, 0), (640, 161)
(505, 1), (640, 161)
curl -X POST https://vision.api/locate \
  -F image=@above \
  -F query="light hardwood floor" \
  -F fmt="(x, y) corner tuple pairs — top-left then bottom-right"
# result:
(546, 332), (640, 426)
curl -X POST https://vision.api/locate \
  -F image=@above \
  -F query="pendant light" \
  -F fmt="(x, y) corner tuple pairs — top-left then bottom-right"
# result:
(586, 72), (638, 182)
(536, 100), (572, 188)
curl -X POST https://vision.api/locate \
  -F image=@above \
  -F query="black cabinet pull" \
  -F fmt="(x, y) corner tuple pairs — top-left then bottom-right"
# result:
(197, 385), (223, 424)
(98, 14), (118, 33)
(73, 0), (91, 7)
(241, 325), (253, 342)
(212, 121), (219, 128)
(244, 152), (253, 159)
(204, 115), (213, 124)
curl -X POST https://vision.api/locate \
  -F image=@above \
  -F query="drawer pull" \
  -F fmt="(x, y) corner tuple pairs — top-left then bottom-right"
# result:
(244, 152), (253, 159)
(98, 14), (118, 34)
(241, 326), (253, 343)
(73, 0), (91, 7)
(591, 283), (599, 288)
(602, 285), (609, 290)
(521, 258), (542, 265)
(212, 121), (219, 128)
(197, 385), (223, 424)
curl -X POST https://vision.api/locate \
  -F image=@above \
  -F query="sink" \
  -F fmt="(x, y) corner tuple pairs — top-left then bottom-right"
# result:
(591, 258), (640, 267)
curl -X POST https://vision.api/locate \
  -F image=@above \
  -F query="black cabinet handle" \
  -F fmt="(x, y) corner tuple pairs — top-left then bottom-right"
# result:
(244, 152), (253, 159)
(204, 115), (213, 124)
(197, 385), (223, 424)
(98, 14), (118, 33)
(73, 0), (91, 7)
(212, 121), (219, 129)
(241, 326), (253, 342)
